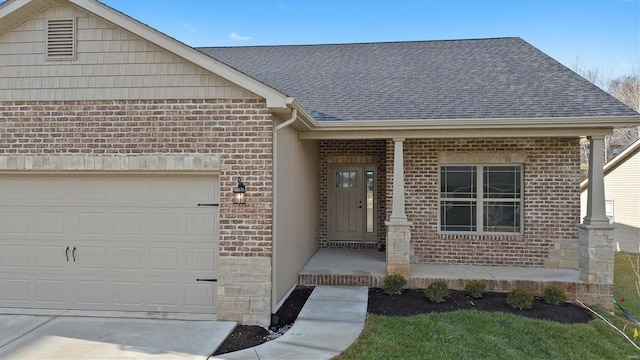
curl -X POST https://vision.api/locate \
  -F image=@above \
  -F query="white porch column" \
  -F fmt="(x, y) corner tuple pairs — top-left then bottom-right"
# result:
(385, 138), (412, 277)
(583, 135), (609, 225)
(578, 135), (614, 308)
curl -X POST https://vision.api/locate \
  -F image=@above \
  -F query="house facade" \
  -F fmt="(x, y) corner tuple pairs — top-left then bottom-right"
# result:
(1, 0), (638, 327)
(581, 139), (640, 253)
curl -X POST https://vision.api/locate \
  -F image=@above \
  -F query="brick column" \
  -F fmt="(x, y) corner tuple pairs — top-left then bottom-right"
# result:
(385, 139), (412, 277)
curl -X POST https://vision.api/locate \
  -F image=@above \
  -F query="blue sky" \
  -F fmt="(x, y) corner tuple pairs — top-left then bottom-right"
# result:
(101, 0), (639, 78)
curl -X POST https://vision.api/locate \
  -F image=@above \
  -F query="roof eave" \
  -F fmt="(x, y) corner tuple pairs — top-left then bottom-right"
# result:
(306, 115), (640, 131)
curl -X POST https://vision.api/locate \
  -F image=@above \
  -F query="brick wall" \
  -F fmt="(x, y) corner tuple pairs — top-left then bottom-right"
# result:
(0, 99), (274, 257)
(389, 138), (581, 267)
(318, 140), (387, 248)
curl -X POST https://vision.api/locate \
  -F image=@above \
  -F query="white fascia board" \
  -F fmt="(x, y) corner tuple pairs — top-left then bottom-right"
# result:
(581, 138), (639, 192)
(67, 0), (288, 109)
(0, 0), (30, 15)
(603, 138), (640, 174)
(286, 98), (317, 130)
(299, 127), (613, 140)
(306, 115), (640, 132)
(0, 0), (49, 35)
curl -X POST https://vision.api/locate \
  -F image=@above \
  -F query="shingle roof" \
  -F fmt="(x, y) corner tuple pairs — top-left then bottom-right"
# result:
(197, 37), (638, 121)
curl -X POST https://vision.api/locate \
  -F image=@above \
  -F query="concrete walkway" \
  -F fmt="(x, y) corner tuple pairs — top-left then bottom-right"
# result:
(213, 286), (368, 360)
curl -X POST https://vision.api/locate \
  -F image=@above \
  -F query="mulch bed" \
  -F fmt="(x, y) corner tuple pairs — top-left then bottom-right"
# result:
(368, 288), (593, 324)
(213, 286), (593, 355)
(213, 286), (314, 355)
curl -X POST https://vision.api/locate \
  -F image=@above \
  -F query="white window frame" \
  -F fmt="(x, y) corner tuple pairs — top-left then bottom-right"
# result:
(438, 164), (524, 235)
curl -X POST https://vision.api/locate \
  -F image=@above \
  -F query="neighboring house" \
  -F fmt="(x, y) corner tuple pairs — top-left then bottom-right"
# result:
(581, 139), (640, 253)
(1, 0), (639, 327)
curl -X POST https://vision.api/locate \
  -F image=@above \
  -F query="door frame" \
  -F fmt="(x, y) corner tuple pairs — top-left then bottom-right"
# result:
(327, 164), (377, 243)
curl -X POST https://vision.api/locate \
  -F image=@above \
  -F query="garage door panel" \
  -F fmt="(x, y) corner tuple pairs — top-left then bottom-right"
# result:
(150, 180), (180, 203)
(186, 283), (215, 307)
(0, 174), (219, 314)
(35, 279), (65, 304)
(1, 278), (29, 303)
(75, 246), (107, 270)
(36, 178), (68, 201)
(149, 282), (178, 306)
(113, 247), (144, 270)
(114, 213), (143, 235)
(149, 248), (178, 270)
(186, 248), (217, 272)
(3, 244), (30, 268)
(149, 212), (181, 236)
(37, 212), (66, 235)
(36, 245), (68, 269)
(3, 211), (30, 234)
(78, 212), (109, 236)
(76, 280), (106, 305)
(112, 281), (142, 306)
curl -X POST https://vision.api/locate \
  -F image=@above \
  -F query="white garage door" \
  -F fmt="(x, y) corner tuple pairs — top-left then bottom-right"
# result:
(0, 174), (219, 314)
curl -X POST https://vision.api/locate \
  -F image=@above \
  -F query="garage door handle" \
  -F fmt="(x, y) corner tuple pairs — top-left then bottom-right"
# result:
(65, 246), (69, 262)
(197, 203), (219, 207)
(196, 278), (217, 282)
(72, 247), (77, 262)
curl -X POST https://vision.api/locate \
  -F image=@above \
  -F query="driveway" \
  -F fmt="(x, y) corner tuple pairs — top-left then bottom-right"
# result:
(0, 315), (235, 360)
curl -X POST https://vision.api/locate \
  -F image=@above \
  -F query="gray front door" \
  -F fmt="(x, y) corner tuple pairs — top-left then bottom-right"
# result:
(328, 165), (376, 242)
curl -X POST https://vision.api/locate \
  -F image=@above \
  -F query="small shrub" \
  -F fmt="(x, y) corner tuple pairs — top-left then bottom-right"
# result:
(425, 280), (450, 303)
(543, 285), (567, 305)
(464, 280), (487, 299)
(382, 274), (407, 295)
(506, 289), (534, 310)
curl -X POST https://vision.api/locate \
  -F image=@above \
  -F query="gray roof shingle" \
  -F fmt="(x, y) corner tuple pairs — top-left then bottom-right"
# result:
(197, 37), (638, 121)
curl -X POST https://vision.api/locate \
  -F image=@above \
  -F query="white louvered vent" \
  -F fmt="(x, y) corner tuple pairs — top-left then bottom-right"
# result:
(46, 18), (76, 60)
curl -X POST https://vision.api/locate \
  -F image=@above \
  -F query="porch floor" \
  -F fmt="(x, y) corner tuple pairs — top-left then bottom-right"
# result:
(298, 249), (583, 291)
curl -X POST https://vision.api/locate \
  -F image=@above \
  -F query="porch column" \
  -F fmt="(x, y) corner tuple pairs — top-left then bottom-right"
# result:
(583, 135), (609, 226)
(578, 135), (614, 310)
(385, 138), (412, 278)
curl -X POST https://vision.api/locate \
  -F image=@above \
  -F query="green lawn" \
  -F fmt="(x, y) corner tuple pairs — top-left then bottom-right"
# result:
(615, 251), (640, 317)
(336, 252), (640, 360)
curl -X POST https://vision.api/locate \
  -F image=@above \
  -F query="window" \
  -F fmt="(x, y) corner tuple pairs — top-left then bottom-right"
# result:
(335, 171), (356, 188)
(46, 18), (76, 60)
(440, 165), (523, 234)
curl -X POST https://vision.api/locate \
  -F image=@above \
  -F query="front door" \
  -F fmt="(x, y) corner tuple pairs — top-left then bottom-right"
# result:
(328, 165), (376, 242)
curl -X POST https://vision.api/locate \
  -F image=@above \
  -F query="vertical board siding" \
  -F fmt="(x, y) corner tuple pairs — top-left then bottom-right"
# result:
(273, 122), (319, 308)
(0, 4), (255, 101)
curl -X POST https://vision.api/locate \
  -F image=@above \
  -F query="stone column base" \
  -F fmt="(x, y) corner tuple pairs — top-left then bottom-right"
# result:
(216, 256), (272, 327)
(385, 221), (412, 278)
(578, 223), (615, 284)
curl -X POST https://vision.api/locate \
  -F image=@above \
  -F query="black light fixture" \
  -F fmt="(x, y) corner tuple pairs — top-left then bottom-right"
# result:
(232, 177), (246, 205)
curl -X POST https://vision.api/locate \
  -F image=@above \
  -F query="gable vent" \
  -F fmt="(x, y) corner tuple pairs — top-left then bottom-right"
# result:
(46, 18), (76, 60)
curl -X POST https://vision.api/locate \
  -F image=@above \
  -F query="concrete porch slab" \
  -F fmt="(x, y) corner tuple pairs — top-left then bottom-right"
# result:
(410, 263), (580, 282)
(299, 249), (385, 276)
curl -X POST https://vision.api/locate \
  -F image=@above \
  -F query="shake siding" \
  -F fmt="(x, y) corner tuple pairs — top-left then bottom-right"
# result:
(273, 123), (319, 309)
(0, 4), (256, 101)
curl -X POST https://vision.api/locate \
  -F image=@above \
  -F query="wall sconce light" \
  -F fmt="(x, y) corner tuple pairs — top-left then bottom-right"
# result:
(233, 177), (246, 205)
